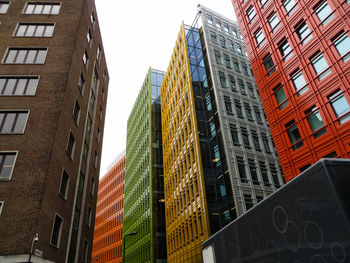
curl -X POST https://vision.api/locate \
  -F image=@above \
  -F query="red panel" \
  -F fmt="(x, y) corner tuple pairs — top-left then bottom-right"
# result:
(232, 0), (350, 180)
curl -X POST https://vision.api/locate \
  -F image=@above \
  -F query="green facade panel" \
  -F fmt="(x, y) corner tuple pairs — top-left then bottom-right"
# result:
(124, 68), (166, 263)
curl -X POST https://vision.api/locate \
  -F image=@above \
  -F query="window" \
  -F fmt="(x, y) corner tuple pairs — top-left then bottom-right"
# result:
(310, 52), (331, 80)
(91, 177), (95, 195)
(332, 32), (350, 62)
(0, 152), (17, 181)
(83, 50), (88, 66)
(244, 194), (254, 210)
(245, 104), (253, 120)
(315, 1), (334, 26)
(248, 159), (259, 184)
(224, 23), (229, 34)
(300, 163), (311, 172)
(230, 124), (240, 146)
(86, 115), (92, 135)
(0, 1), (10, 14)
(283, 0), (297, 15)
(229, 75), (236, 91)
(90, 12), (95, 26)
(291, 69), (308, 95)
(83, 240), (89, 263)
(72, 100), (80, 124)
(50, 213), (63, 247)
(255, 28), (265, 47)
(259, 161), (271, 187)
(219, 71), (227, 88)
(214, 50), (222, 64)
(24, 3), (61, 15)
(235, 100), (243, 118)
(273, 84), (288, 110)
(261, 133), (271, 153)
(268, 13), (280, 32)
(278, 38), (293, 61)
(87, 29), (92, 44)
(251, 130), (261, 151)
(233, 58), (240, 72)
(92, 68), (99, 90)
(239, 79), (246, 94)
(228, 39), (234, 51)
(216, 19), (221, 29)
(78, 73), (84, 93)
(305, 106), (327, 138)
(94, 151), (98, 168)
(207, 15), (213, 26)
(219, 35), (226, 48)
(0, 201), (3, 216)
(232, 27), (238, 38)
(328, 89), (350, 124)
(241, 127), (251, 149)
(270, 163), (280, 188)
(224, 96), (233, 115)
(87, 207), (92, 227)
(285, 119), (304, 150)
(260, 0), (269, 7)
(254, 107), (263, 124)
(59, 169), (69, 199)
(247, 6), (256, 23)
(0, 111), (29, 134)
(15, 23), (54, 37)
(248, 83), (255, 97)
(263, 54), (276, 76)
(66, 132), (75, 158)
(89, 92), (95, 110)
(237, 157), (248, 183)
(0, 77), (38, 96)
(323, 151), (337, 158)
(3, 48), (47, 64)
(242, 63), (249, 75)
(99, 105), (103, 120)
(224, 54), (230, 68)
(296, 22), (312, 45)
(210, 31), (217, 44)
(97, 127), (100, 143)
(236, 43), (242, 55)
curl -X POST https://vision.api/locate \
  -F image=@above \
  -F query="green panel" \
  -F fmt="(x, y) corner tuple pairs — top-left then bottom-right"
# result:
(124, 68), (166, 263)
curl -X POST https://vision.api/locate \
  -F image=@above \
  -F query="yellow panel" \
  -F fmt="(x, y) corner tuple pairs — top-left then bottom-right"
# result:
(161, 22), (210, 263)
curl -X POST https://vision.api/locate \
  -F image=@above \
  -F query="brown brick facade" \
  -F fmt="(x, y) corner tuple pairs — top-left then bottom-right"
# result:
(0, 0), (109, 262)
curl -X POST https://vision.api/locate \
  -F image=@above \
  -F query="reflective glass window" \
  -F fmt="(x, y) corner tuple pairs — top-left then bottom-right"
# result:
(310, 52), (331, 80)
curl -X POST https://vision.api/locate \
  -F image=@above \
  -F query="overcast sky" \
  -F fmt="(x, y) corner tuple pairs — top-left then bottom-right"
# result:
(95, 0), (237, 175)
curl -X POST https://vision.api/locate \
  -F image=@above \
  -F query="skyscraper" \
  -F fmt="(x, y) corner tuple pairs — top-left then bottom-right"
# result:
(0, 1), (108, 262)
(231, 0), (350, 180)
(123, 68), (166, 263)
(161, 5), (283, 262)
(92, 152), (125, 263)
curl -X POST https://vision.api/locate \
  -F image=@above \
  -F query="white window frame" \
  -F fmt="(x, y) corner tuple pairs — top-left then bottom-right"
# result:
(0, 201), (4, 216)
(0, 1), (10, 14)
(50, 213), (63, 248)
(0, 109), (30, 134)
(0, 75), (39, 96)
(66, 130), (75, 159)
(13, 22), (55, 38)
(0, 151), (18, 181)
(58, 168), (70, 200)
(2, 47), (48, 64)
(23, 2), (61, 15)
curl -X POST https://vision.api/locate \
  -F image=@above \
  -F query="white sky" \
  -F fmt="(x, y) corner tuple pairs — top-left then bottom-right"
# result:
(95, 0), (237, 175)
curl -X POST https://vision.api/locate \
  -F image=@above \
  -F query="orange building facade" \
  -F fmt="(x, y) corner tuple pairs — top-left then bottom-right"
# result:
(231, 0), (350, 180)
(92, 153), (125, 263)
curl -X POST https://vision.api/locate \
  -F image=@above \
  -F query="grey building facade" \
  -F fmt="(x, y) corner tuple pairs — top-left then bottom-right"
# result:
(198, 5), (284, 217)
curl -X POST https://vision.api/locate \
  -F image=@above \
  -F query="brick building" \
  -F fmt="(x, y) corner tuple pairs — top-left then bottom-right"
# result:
(231, 0), (350, 180)
(92, 153), (125, 263)
(0, 0), (109, 262)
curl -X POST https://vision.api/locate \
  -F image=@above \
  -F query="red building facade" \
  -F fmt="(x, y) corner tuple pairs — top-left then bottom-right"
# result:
(92, 153), (125, 262)
(231, 0), (350, 180)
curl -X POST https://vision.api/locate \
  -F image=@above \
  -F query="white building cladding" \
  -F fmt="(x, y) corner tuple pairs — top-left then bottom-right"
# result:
(198, 4), (284, 217)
